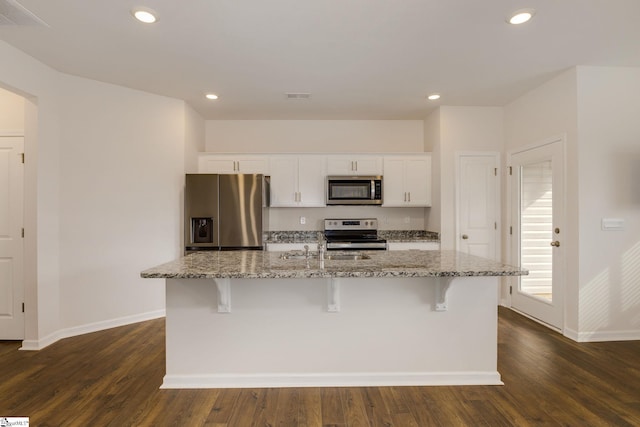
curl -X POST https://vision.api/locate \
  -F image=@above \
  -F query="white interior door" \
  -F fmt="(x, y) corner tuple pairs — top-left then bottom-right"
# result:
(456, 153), (499, 260)
(509, 138), (564, 329)
(0, 136), (24, 339)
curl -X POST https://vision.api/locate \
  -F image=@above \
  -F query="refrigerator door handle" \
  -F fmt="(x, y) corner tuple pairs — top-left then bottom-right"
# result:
(263, 176), (271, 207)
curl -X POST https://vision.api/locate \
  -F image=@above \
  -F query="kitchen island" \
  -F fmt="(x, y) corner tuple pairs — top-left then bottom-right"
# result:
(141, 250), (525, 388)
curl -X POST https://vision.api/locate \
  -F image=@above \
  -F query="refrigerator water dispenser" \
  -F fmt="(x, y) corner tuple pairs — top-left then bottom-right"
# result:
(191, 218), (214, 244)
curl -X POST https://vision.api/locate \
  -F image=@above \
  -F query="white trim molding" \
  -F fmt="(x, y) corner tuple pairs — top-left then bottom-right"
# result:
(0, 131), (24, 137)
(161, 371), (503, 389)
(20, 309), (166, 351)
(564, 327), (640, 343)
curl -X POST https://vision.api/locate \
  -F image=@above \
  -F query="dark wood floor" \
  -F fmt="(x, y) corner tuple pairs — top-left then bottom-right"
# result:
(1, 307), (639, 426)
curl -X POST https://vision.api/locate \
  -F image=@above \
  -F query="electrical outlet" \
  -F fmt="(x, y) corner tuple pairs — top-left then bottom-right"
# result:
(300, 216), (306, 225)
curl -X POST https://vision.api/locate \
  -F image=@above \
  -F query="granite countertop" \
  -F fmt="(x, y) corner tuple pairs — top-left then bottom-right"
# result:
(266, 230), (440, 243)
(141, 250), (526, 279)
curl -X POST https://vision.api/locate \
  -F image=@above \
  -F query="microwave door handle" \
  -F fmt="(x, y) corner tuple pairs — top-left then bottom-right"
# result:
(371, 180), (375, 200)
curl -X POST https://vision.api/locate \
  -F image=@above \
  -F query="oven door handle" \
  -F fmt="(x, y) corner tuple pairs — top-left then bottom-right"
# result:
(327, 242), (388, 250)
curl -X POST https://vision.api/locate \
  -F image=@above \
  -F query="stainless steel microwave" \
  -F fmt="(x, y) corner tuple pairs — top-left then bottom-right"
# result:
(326, 176), (383, 205)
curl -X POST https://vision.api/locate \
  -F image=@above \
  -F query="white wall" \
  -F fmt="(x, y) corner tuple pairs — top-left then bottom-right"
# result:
(504, 68), (580, 334)
(575, 66), (640, 340)
(269, 206), (426, 231)
(423, 109), (440, 232)
(0, 40), (64, 344)
(429, 107), (504, 250)
(57, 74), (184, 330)
(206, 120), (425, 153)
(184, 104), (205, 173)
(0, 86), (24, 131)
(503, 66), (640, 341)
(205, 119), (429, 230)
(0, 40), (187, 347)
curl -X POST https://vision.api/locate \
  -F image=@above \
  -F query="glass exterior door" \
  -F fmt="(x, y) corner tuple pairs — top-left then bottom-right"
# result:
(510, 139), (564, 329)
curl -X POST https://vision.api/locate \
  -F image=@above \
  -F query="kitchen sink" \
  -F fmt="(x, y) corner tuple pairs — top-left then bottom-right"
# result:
(279, 252), (370, 261)
(279, 254), (311, 260)
(279, 251), (318, 260)
(324, 254), (370, 260)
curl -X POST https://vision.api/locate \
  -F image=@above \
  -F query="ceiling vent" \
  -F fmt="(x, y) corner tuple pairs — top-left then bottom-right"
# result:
(0, 0), (48, 26)
(285, 93), (311, 100)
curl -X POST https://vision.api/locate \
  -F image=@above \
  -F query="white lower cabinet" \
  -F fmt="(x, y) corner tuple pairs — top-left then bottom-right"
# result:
(270, 242), (438, 251)
(269, 156), (326, 207)
(387, 241), (440, 251)
(383, 155), (432, 207)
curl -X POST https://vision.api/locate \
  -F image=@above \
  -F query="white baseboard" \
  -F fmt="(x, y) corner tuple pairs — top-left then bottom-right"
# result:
(19, 309), (166, 351)
(161, 371), (503, 389)
(564, 327), (640, 342)
(563, 327), (579, 342)
(20, 331), (65, 351)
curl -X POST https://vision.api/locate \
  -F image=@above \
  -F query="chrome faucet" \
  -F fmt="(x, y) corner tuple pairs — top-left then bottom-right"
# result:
(317, 232), (326, 262)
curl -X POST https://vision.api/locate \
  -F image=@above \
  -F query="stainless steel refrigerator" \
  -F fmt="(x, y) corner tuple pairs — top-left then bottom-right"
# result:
(185, 174), (268, 252)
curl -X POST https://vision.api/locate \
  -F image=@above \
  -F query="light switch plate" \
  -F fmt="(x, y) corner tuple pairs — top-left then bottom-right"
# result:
(601, 218), (624, 231)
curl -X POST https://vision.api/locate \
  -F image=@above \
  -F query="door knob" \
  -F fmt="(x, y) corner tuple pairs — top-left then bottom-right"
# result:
(462, 234), (469, 240)
(550, 241), (560, 247)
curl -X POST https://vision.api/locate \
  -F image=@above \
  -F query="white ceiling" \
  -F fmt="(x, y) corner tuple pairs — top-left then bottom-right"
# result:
(1, 0), (640, 120)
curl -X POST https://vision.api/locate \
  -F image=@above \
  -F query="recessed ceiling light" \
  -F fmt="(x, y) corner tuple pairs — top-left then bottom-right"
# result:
(285, 93), (311, 100)
(507, 9), (535, 25)
(132, 8), (157, 24)
(205, 94), (219, 100)
(427, 94), (441, 101)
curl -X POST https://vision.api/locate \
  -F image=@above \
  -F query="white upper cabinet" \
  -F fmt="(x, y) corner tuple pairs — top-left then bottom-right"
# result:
(383, 154), (432, 207)
(195, 152), (432, 208)
(198, 154), (269, 174)
(326, 155), (382, 176)
(269, 155), (326, 207)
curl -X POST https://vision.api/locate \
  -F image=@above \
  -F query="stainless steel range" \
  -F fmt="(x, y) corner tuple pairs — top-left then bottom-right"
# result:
(323, 218), (388, 250)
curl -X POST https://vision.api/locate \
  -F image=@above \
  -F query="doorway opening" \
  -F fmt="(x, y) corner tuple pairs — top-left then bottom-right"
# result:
(0, 85), (26, 340)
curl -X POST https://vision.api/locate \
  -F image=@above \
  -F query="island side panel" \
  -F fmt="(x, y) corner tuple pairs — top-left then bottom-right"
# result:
(163, 276), (500, 388)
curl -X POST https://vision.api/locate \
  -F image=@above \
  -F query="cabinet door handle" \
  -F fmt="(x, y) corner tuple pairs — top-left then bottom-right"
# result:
(408, 192), (411, 202)
(550, 241), (560, 247)
(355, 160), (358, 171)
(462, 234), (469, 240)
